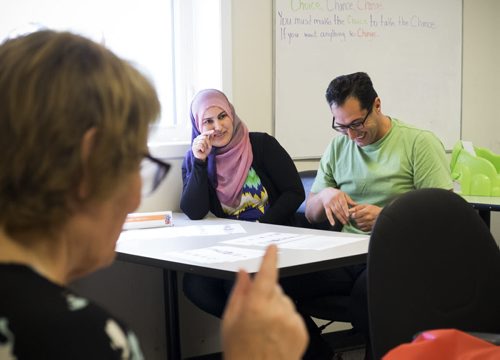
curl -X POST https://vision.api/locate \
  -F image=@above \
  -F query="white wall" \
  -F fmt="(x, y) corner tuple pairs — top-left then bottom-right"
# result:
(231, 1), (273, 134)
(462, 0), (500, 153)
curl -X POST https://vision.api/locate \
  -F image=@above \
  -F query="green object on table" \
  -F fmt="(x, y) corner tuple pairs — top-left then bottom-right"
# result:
(450, 141), (500, 196)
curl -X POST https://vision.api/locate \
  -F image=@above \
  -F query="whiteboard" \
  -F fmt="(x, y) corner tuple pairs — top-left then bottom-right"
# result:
(274, 0), (462, 159)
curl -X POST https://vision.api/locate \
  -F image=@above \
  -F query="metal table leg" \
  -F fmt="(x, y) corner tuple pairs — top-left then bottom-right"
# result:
(163, 269), (181, 359)
(477, 209), (491, 229)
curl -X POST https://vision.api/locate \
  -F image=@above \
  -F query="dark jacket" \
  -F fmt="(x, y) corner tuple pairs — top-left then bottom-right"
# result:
(180, 132), (304, 225)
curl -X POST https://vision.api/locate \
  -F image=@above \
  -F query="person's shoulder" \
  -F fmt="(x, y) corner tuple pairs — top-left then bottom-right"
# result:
(1, 264), (68, 312)
(55, 293), (134, 344)
(0, 266), (120, 329)
(249, 132), (281, 147)
(392, 118), (440, 141)
(327, 133), (350, 151)
(44, 294), (141, 358)
(1, 270), (141, 359)
(391, 118), (420, 132)
(249, 131), (271, 140)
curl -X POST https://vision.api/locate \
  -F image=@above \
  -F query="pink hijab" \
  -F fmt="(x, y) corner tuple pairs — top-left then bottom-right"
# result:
(190, 89), (253, 208)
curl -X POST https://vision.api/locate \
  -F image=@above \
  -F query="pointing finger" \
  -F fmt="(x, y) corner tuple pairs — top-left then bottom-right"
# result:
(252, 245), (278, 298)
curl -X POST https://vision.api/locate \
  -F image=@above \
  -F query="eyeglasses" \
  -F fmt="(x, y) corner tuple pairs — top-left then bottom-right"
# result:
(140, 154), (171, 196)
(332, 105), (373, 133)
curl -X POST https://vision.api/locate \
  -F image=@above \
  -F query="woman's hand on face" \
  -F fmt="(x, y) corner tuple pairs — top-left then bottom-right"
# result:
(192, 130), (215, 161)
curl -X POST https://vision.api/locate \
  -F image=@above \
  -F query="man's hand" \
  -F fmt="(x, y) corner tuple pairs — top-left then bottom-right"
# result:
(349, 204), (382, 232)
(320, 188), (357, 226)
(222, 245), (308, 360)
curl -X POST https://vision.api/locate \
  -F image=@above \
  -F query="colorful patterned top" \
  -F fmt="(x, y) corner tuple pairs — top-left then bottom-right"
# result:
(222, 167), (270, 221)
(181, 132), (305, 225)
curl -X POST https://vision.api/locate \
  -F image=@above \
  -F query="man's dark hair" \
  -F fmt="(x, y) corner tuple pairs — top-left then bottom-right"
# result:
(325, 72), (378, 110)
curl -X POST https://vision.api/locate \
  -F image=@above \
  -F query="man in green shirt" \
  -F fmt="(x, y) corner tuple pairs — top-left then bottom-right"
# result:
(306, 72), (452, 233)
(302, 72), (453, 356)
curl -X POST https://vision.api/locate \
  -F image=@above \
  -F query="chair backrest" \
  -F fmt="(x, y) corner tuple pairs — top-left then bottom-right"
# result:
(297, 170), (317, 214)
(367, 188), (500, 359)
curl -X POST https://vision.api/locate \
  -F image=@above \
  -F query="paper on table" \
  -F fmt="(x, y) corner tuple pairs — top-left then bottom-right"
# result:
(221, 232), (308, 246)
(221, 231), (366, 250)
(178, 224), (246, 237)
(119, 223), (246, 243)
(117, 227), (180, 251)
(162, 246), (264, 264)
(278, 235), (366, 250)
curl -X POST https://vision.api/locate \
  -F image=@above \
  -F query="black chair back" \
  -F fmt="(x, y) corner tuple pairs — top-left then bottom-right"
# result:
(297, 170), (317, 214)
(368, 188), (500, 359)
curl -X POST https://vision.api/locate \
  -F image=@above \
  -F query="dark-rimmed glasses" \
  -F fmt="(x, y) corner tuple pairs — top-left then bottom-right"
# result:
(332, 105), (373, 134)
(140, 154), (171, 196)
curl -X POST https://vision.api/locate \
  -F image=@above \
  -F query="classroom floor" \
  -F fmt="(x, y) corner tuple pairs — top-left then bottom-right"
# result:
(334, 348), (365, 360)
(187, 349), (364, 360)
(186, 330), (367, 360)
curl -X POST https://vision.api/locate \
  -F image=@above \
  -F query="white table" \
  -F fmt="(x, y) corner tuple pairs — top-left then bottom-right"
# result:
(116, 213), (369, 359)
(460, 195), (500, 228)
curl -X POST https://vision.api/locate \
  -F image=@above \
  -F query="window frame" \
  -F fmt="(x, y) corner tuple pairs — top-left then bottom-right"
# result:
(1, 0), (232, 151)
(148, 0), (232, 147)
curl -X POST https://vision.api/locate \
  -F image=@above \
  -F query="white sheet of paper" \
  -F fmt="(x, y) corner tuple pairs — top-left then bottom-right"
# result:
(176, 224), (246, 237)
(118, 227), (179, 244)
(118, 224), (246, 244)
(278, 235), (366, 250)
(221, 232), (308, 246)
(162, 246), (264, 264)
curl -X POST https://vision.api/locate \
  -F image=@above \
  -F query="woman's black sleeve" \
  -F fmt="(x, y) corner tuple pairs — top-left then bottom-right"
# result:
(258, 134), (305, 224)
(180, 156), (211, 220)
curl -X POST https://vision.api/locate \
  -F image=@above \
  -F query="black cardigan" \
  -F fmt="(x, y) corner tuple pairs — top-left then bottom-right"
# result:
(180, 132), (304, 225)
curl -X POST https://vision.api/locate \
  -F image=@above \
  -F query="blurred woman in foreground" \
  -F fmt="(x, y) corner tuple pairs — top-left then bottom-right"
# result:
(0, 30), (306, 359)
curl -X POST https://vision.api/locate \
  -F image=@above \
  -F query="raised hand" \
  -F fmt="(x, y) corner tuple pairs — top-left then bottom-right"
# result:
(192, 130), (215, 161)
(222, 245), (308, 360)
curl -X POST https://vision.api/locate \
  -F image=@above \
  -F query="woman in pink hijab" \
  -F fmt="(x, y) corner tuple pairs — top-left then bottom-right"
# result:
(181, 90), (335, 360)
(181, 89), (304, 224)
